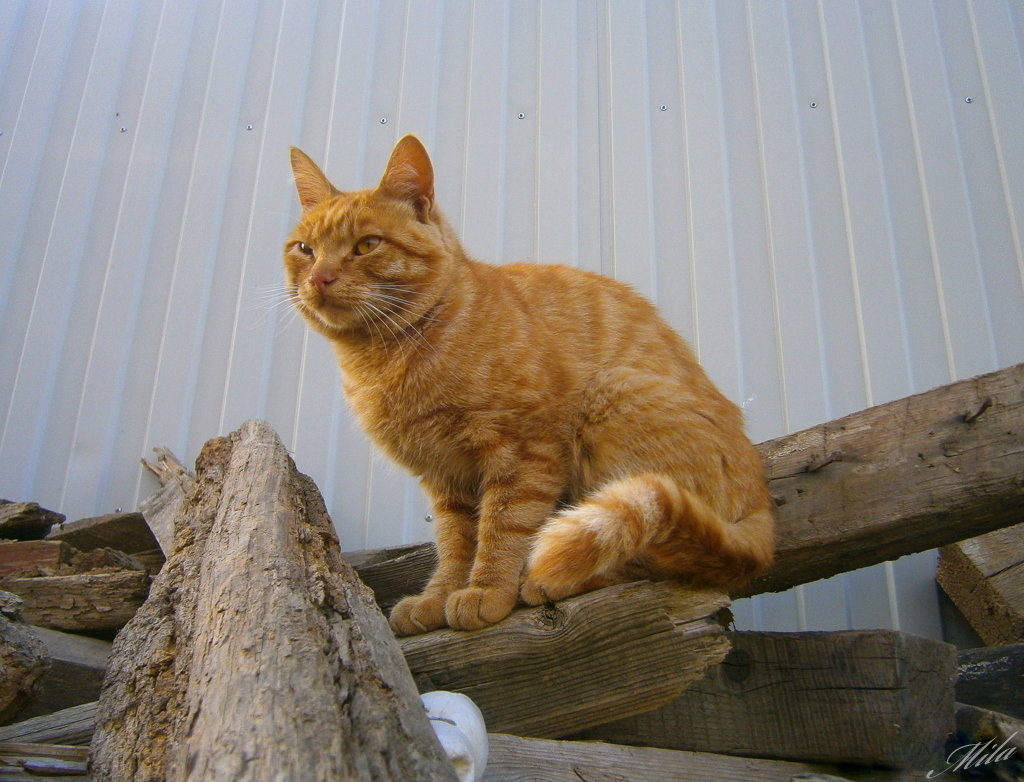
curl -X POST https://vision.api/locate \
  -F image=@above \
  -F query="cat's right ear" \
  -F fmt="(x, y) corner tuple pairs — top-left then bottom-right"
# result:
(290, 147), (337, 211)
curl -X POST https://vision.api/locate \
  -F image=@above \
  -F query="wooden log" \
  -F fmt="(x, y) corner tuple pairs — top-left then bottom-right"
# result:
(575, 630), (956, 770)
(0, 702), (97, 746)
(17, 627), (109, 718)
(0, 502), (64, 542)
(399, 582), (731, 738)
(956, 644), (1024, 721)
(0, 602), (50, 723)
(138, 447), (195, 556)
(90, 420), (456, 782)
(348, 364), (1024, 603)
(1, 571), (150, 634)
(937, 522), (1024, 646)
(0, 542), (74, 577)
(481, 734), (926, 782)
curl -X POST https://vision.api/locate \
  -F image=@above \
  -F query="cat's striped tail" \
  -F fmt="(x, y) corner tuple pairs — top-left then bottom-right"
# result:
(521, 473), (775, 603)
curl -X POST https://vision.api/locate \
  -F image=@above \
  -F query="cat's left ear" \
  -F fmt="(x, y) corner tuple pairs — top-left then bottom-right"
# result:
(378, 135), (434, 219)
(290, 147), (337, 211)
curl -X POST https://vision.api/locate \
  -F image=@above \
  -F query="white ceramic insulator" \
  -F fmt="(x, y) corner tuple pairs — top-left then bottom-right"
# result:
(421, 690), (488, 782)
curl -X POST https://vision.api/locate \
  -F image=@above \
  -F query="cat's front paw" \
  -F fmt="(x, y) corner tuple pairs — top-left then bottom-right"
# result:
(389, 592), (448, 636)
(445, 586), (517, 631)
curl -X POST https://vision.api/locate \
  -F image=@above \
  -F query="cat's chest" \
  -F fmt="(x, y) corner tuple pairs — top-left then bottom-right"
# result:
(343, 375), (470, 475)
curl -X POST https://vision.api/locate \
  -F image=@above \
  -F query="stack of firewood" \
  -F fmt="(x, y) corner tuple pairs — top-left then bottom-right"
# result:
(0, 363), (1021, 781)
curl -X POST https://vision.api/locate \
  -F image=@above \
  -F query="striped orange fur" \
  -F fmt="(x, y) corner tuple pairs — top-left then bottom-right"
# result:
(285, 135), (775, 635)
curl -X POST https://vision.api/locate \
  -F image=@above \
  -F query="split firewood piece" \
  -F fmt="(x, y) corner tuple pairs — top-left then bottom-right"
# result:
(0, 541), (75, 577)
(400, 582), (731, 739)
(0, 592), (50, 723)
(937, 522), (1024, 646)
(575, 630), (957, 770)
(90, 420), (456, 782)
(0, 501), (65, 541)
(138, 446), (195, 556)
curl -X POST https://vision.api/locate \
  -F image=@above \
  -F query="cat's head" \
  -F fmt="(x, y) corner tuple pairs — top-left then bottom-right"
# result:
(284, 135), (459, 339)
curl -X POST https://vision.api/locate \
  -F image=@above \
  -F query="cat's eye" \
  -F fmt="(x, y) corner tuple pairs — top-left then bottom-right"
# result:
(296, 241), (314, 257)
(352, 236), (381, 256)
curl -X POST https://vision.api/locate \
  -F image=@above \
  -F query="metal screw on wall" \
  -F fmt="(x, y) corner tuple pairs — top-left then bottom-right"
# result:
(965, 96), (974, 104)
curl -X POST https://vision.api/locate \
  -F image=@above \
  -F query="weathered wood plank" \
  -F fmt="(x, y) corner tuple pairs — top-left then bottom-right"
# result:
(16, 627), (109, 718)
(482, 734), (927, 782)
(746, 363), (1024, 595)
(0, 542), (74, 578)
(575, 630), (956, 770)
(399, 582), (731, 739)
(937, 522), (1024, 646)
(0, 503), (64, 541)
(90, 420), (456, 782)
(348, 364), (1024, 604)
(1, 571), (150, 634)
(956, 644), (1024, 721)
(0, 702), (97, 746)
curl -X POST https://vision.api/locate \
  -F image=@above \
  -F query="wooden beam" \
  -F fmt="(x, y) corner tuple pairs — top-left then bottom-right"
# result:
(956, 644), (1024, 721)
(746, 362), (1024, 595)
(90, 420), (456, 782)
(575, 630), (956, 770)
(16, 627), (109, 719)
(138, 446), (195, 556)
(399, 582), (731, 739)
(481, 734), (924, 782)
(46, 512), (164, 574)
(937, 522), (1024, 646)
(0, 702), (97, 746)
(0, 541), (74, 577)
(346, 364), (1024, 603)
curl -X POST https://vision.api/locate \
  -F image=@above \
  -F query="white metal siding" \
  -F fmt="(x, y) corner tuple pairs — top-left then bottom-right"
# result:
(2, 0), (1022, 639)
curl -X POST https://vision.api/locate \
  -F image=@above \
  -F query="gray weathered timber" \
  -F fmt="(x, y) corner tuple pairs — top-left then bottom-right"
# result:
(575, 630), (956, 770)
(482, 734), (927, 782)
(89, 420), (456, 782)
(347, 364), (1024, 602)
(399, 582), (731, 738)
(137, 446), (195, 556)
(17, 627), (109, 718)
(0, 701), (97, 745)
(937, 522), (1024, 646)
(956, 644), (1024, 721)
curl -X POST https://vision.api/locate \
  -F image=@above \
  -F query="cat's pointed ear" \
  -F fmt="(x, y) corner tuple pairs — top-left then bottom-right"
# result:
(378, 135), (434, 218)
(290, 147), (337, 211)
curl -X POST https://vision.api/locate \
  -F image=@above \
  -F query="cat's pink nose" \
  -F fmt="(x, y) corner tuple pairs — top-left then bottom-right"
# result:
(309, 269), (335, 294)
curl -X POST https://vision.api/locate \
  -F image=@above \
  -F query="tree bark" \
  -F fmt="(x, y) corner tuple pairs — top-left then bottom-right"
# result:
(90, 420), (455, 782)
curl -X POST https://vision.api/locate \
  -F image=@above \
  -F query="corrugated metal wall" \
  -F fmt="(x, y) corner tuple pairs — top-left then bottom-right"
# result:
(2, 0), (1022, 639)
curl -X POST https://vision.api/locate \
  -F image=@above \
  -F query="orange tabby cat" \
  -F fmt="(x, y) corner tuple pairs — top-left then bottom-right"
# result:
(284, 135), (775, 635)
